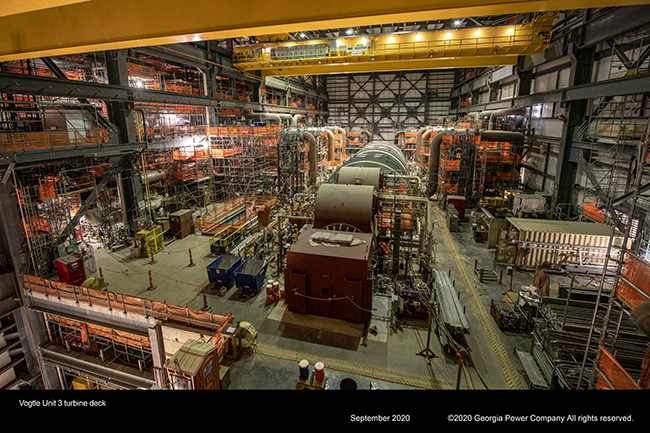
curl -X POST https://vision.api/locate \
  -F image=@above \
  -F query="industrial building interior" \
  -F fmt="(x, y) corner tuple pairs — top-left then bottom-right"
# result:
(2, 1), (650, 411)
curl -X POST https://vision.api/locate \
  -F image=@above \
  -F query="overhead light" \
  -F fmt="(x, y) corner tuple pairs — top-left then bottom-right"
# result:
(475, 29), (481, 36)
(388, 36), (395, 43)
(507, 28), (515, 35)
(300, 33), (305, 37)
(361, 38), (367, 45)
(415, 33), (422, 41)
(453, 19), (462, 27)
(346, 28), (354, 35)
(445, 32), (452, 40)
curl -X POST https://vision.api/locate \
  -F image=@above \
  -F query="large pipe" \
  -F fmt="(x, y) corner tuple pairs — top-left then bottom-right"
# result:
(325, 129), (336, 161)
(278, 113), (293, 126)
(292, 114), (303, 128)
(480, 130), (524, 143)
(303, 131), (317, 186)
(488, 107), (527, 130)
(419, 129), (433, 164)
(363, 130), (372, 145)
(245, 112), (282, 124)
(414, 127), (427, 163)
(426, 133), (444, 197)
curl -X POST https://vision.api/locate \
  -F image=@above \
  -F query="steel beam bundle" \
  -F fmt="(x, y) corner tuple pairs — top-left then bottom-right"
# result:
(432, 270), (469, 349)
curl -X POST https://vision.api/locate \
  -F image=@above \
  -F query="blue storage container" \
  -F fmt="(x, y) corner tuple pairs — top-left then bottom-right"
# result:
(233, 259), (269, 294)
(206, 255), (242, 287)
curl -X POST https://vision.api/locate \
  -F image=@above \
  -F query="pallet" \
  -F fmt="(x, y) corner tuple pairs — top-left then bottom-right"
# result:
(296, 373), (326, 390)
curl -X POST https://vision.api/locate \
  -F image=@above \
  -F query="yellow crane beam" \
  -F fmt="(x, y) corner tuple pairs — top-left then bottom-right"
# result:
(235, 17), (555, 76)
(0, 0), (646, 61)
(259, 56), (520, 77)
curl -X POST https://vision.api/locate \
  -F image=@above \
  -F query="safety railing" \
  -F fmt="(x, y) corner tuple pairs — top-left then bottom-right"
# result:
(22, 274), (234, 338)
(0, 129), (109, 154)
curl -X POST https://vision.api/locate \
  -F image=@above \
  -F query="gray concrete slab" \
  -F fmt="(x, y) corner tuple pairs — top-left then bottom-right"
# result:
(83, 200), (538, 391)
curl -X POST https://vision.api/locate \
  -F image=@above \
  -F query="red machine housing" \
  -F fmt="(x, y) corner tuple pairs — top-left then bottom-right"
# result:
(55, 254), (86, 286)
(446, 195), (467, 222)
(284, 228), (373, 323)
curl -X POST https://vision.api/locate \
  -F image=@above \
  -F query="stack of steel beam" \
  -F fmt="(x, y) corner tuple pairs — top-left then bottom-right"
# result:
(432, 270), (470, 348)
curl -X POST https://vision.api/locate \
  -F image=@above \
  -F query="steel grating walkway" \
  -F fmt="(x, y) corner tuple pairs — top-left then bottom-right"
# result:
(254, 343), (463, 390)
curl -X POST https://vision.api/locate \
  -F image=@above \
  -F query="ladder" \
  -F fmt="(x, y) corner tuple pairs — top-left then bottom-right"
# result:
(474, 142), (487, 198)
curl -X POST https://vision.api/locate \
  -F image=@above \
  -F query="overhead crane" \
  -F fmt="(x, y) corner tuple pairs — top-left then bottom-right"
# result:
(2, 0), (645, 62)
(232, 16), (557, 77)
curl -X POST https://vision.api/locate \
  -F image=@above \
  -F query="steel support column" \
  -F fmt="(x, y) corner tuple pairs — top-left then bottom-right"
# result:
(105, 50), (146, 227)
(551, 42), (596, 218)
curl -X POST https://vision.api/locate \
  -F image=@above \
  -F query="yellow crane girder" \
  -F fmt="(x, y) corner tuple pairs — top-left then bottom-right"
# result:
(0, 0), (645, 61)
(234, 16), (556, 77)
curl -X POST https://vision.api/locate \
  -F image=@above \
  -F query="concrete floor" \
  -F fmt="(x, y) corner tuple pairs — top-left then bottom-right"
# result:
(83, 200), (539, 393)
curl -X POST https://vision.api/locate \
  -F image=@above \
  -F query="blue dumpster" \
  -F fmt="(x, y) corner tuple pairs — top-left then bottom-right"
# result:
(206, 255), (242, 287)
(233, 259), (269, 294)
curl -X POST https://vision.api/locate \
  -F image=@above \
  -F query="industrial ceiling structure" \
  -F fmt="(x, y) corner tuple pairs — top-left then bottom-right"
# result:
(1, 1), (650, 418)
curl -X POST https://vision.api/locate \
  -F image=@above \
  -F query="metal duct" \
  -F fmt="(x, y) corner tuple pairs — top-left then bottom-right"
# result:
(337, 166), (382, 191)
(488, 107), (527, 130)
(313, 183), (375, 233)
(426, 133), (444, 197)
(303, 130), (317, 186)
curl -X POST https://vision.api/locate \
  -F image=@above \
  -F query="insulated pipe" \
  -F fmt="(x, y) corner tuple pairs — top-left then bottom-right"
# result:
(414, 127), (427, 164)
(480, 130), (525, 143)
(325, 129), (336, 161)
(278, 113), (293, 126)
(303, 131), (317, 186)
(363, 130), (372, 144)
(245, 112), (282, 124)
(488, 107), (527, 130)
(426, 133), (444, 197)
(292, 114), (303, 128)
(416, 129), (433, 164)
